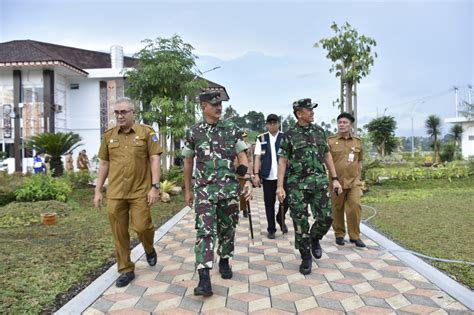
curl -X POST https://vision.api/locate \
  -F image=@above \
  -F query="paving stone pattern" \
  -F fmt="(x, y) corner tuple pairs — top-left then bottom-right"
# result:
(84, 189), (470, 314)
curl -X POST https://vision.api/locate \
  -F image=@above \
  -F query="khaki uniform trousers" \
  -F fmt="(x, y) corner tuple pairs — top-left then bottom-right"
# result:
(107, 198), (155, 273)
(331, 185), (362, 240)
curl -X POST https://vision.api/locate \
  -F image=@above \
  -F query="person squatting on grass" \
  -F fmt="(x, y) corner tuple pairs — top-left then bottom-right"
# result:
(94, 97), (162, 288)
(182, 91), (252, 297)
(277, 98), (342, 275)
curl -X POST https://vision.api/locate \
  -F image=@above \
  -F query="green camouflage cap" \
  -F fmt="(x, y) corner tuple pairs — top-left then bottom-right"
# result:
(292, 98), (318, 110)
(199, 91), (222, 105)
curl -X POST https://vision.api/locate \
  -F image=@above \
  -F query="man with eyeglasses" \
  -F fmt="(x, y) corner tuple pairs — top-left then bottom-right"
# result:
(182, 91), (252, 297)
(254, 114), (289, 239)
(276, 98), (342, 275)
(94, 97), (163, 288)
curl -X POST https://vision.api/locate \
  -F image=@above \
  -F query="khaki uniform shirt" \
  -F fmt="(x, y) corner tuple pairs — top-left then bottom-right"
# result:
(98, 124), (163, 199)
(327, 133), (363, 189)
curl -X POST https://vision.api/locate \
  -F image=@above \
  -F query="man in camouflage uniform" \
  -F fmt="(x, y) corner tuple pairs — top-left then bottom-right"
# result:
(277, 98), (342, 275)
(182, 91), (252, 296)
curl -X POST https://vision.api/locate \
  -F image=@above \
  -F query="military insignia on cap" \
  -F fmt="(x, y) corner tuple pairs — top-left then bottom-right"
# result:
(199, 91), (222, 105)
(292, 98), (318, 109)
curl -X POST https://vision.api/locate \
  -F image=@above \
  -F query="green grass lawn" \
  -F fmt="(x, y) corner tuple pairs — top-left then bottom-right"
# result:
(0, 187), (184, 314)
(362, 176), (474, 289)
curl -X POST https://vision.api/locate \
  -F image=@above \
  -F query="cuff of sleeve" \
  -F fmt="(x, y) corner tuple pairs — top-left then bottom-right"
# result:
(182, 147), (195, 158)
(235, 140), (247, 153)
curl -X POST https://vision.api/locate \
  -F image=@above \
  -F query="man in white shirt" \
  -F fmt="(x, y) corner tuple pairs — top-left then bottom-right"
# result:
(254, 114), (289, 239)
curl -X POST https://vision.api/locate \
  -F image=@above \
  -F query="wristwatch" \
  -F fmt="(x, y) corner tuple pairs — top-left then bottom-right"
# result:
(331, 176), (340, 181)
(151, 182), (160, 189)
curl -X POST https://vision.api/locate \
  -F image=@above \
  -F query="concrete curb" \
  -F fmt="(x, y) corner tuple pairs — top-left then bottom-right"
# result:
(361, 223), (474, 311)
(54, 206), (192, 315)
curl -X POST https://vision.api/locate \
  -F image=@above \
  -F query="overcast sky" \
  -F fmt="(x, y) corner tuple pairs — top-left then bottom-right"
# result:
(1, 0), (472, 136)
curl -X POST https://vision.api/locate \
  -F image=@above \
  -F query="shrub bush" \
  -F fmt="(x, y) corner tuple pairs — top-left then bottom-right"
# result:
(162, 165), (184, 187)
(64, 170), (94, 188)
(15, 175), (72, 202)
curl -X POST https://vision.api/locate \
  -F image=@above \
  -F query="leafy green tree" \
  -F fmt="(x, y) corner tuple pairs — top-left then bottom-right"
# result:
(315, 22), (377, 131)
(125, 35), (206, 169)
(364, 116), (397, 156)
(244, 111), (266, 133)
(223, 105), (238, 120)
(449, 124), (463, 160)
(425, 115), (442, 163)
(25, 132), (82, 177)
(281, 115), (296, 133)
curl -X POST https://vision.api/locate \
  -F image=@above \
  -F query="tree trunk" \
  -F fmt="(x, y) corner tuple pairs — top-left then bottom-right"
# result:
(339, 68), (345, 113)
(346, 82), (353, 115)
(353, 79), (358, 134)
(50, 156), (63, 177)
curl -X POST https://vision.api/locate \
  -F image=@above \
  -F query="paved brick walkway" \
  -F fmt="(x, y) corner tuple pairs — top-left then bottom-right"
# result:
(83, 189), (471, 314)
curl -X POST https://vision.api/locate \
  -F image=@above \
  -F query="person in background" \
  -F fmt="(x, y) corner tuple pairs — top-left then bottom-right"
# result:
(94, 97), (162, 288)
(328, 112), (366, 248)
(235, 131), (254, 218)
(33, 152), (45, 174)
(65, 151), (74, 172)
(77, 149), (90, 171)
(254, 114), (289, 239)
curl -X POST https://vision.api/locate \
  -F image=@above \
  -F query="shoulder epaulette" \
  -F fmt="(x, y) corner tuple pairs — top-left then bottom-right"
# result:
(352, 134), (362, 140)
(104, 126), (115, 134)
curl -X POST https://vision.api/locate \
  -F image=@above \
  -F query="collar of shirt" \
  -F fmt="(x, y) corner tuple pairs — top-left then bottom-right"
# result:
(198, 119), (222, 131)
(295, 122), (314, 131)
(117, 124), (138, 134)
(336, 132), (353, 140)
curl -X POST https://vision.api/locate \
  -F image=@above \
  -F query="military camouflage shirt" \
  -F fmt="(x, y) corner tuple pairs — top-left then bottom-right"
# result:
(182, 119), (247, 201)
(278, 123), (329, 190)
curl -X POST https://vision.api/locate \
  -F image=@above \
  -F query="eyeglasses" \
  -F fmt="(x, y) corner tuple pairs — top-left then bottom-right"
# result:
(114, 109), (133, 116)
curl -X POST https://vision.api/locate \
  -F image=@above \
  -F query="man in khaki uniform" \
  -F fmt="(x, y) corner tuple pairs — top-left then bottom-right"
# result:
(328, 112), (365, 248)
(94, 97), (163, 287)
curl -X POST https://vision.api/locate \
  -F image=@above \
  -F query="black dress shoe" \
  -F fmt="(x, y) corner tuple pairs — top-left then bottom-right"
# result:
(116, 271), (135, 287)
(335, 237), (345, 246)
(350, 239), (366, 248)
(146, 248), (157, 266)
(311, 238), (323, 259)
(267, 231), (276, 239)
(243, 209), (249, 218)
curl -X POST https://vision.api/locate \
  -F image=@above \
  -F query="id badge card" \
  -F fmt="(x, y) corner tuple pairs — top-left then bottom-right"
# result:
(348, 152), (355, 162)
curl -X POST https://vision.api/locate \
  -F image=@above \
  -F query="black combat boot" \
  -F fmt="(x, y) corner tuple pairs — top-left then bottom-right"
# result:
(311, 237), (323, 259)
(299, 248), (312, 275)
(194, 268), (213, 296)
(219, 258), (233, 279)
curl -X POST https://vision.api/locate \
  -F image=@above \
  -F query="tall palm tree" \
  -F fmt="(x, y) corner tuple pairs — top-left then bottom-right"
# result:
(425, 115), (441, 163)
(25, 132), (82, 177)
(450, 124), (463, 160)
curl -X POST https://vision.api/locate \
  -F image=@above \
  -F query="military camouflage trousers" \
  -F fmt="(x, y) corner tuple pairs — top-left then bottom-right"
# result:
(194, 198), (239, 270)
(288, 179), (333, 251)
